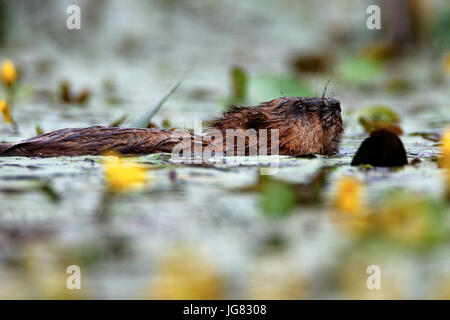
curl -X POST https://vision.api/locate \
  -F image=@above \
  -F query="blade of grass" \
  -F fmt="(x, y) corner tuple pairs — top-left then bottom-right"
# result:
(129, 77), (184, 128)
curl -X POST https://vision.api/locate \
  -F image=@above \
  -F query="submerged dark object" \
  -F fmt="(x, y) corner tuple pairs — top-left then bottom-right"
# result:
(0, 97), (343, 158)
(351, 129), (408, 167)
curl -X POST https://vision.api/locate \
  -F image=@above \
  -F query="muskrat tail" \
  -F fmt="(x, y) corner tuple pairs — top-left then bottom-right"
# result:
(0, 141), (33, 157)
(0, 126), (202, 158)
(0, 143), (13, 154)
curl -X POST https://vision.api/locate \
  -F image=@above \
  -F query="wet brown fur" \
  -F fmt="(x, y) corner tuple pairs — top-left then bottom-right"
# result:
(0, 97), (343, 157)
(211, 97), (343, 155)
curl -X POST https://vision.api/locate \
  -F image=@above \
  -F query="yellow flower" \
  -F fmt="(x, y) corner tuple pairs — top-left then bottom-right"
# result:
(1, 59), (17, 86)
(374, 191), (446, 247)
(331, 177), (371, 237)
(334, 176), (366, 215)
(440, 129), (450, 197)
(441, 129), (450, 167)
(0, 100), (12, 123)
(444, 52), (450, 76)
(102, 154), (148, 192)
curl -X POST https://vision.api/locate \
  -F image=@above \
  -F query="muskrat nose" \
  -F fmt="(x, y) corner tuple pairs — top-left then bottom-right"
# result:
(327, 98), (341, 112)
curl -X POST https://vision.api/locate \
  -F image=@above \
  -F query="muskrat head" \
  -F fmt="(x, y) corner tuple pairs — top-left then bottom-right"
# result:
(269, 96), (341, 122)
(211, 96), (344, 156)
(261, 97), (344, 155)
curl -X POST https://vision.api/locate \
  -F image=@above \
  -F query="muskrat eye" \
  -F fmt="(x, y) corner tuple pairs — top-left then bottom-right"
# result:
(296, 102), (305, 110)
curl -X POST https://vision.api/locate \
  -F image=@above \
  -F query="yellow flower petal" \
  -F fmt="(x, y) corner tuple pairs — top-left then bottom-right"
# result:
(102, 154), (148, 192)
(1, 59), (17, 86)
(440, 129), (450, 198)
(441, 128), (450, 168)
(0, 100), (12, 123)
(444, 52), (450, 76)
(334, 176), (366, 215)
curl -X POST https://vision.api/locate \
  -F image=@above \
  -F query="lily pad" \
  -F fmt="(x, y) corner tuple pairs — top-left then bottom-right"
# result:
(336, 56), (383, 84)
(358, 105), (402, 134)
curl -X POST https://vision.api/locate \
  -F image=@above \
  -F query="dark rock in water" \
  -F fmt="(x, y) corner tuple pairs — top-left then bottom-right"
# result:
(351, 129), (408, 167)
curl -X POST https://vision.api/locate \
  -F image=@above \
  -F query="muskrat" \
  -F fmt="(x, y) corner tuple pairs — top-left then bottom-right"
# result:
(0, 97), (343, 158)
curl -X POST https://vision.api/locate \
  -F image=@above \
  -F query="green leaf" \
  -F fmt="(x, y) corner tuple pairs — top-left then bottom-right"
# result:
(260, 179), (296, 217)
(358, 105), (402, 134)
(336, 56), (383, 84)
(230, 66), (248, 103)
(249, 75), (313, 103)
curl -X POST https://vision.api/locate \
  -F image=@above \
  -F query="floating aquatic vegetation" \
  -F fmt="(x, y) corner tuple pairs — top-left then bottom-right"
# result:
(374, 190), (447, 249)
(161, 118), (172, 129)
(336, 56), (383, 85)
(362, 42), (398, 61)
(248, 75), (313, 103)
(260, 177), (297, 217)
(409, 132), (441, 142)
(358, 105), (402, 135)
(38, 181), (61, 203)
(60, 81), (70, 103)
(102, 79), (122, 105)
(290, 52), (331, 74)
(76, 89), (91, 104)
(35, 125), (44, 135)
(146, 122), (158, 129)
(148, 248), (225, 299)
(351, 129), (408, 167)
(250, 167), (334, 217)
(256, 232), (287, 255)
(386, 77), (414, 94)
(224, 69), (313, 108)
(0, 178), (61, 203)
(59, 80), (91, 105)
(331, 173), (448, 248)
(109, 114), (128, 127)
